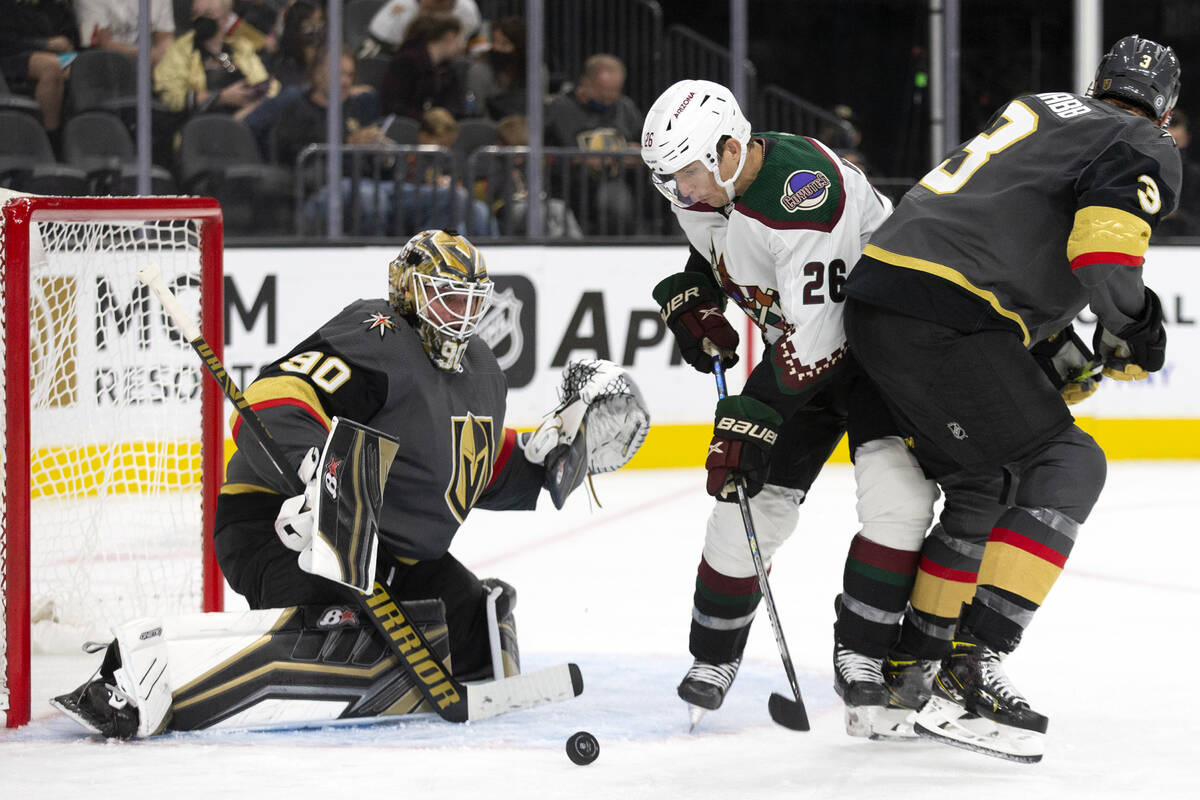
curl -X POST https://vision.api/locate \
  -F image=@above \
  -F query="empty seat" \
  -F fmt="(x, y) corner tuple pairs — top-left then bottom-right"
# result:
(354, 53), (391, 93)
(0, 71), (42, 121)
(0, 110), (89, 195)
(344, 0), (386, 53)
(385, 115), (420, 145)
(178, 114), (294, 235)
(62, 111), (176, 195)
(67, 50), (139, 116)
(454, 117), (500, 159)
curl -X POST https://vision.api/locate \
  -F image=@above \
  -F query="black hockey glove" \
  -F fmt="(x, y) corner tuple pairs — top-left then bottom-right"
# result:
(652, 271), (739, 373)
(1030, 324), (1102, 406)
(1093, 287), (1166, 381)
(705, 395), (781, 502)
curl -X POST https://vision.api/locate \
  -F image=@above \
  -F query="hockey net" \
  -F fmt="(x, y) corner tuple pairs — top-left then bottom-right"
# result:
(1, 194), (225, 727)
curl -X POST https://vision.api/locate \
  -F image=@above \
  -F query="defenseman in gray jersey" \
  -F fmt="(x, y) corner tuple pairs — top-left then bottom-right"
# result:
(843, 35), (1181, 762)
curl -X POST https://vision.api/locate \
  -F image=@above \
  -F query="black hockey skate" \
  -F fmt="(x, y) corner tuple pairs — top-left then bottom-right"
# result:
(678, 658), (740, 731)
(913, 634), (1049, 763)
(51, 677), (139, 739)
(868, 653), (938, 741)
(832, 639), (888, 737)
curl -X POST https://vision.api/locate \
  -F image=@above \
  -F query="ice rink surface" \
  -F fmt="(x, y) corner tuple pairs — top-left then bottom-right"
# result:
(2, 461), (1197, 800)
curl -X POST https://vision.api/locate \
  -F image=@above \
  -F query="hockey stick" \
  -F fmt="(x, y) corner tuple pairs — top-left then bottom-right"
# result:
(710, 353), (810, 732)
(138, 264), (583, 723)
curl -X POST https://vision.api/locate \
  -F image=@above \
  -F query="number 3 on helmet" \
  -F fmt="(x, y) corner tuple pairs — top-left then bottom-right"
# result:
(388, 230), (493, 372)
(640, 79), (752, 208)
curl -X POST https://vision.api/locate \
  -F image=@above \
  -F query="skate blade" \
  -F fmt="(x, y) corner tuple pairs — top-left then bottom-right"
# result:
(49, 694), (105, 736)
(687, 704), (706, 732)
(868, 707), (920, 741)
(913, 695), (1044, 763)
(843, 703), (881, 738)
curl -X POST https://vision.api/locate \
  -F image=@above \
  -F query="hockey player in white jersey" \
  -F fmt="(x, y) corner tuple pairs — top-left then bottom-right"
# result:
(644, 80), (938, 735)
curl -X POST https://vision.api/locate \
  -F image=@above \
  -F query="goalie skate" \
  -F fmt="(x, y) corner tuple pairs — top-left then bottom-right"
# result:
(913, 636), (1049, 763)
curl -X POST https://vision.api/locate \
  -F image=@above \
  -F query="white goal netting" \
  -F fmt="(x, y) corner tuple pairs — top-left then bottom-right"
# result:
(1, 194), (221, 725)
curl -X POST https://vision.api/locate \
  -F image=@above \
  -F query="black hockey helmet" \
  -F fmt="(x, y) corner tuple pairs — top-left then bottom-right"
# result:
(1088, 34), (1181, 128)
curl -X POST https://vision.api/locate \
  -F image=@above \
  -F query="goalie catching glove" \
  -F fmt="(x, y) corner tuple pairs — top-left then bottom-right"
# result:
(1093, 287), (1167, 381)
(523, 359), (650, 509)
(652, 271), (739, 373)
(706, 395), (781, 501)
(1030, 324), (1102, 406)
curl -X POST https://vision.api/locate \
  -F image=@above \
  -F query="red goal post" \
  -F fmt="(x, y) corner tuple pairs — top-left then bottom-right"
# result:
(2, 195), (226, 728)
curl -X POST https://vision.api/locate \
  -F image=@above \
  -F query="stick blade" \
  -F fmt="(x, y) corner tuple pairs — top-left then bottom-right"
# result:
(768, 692), (810, 731)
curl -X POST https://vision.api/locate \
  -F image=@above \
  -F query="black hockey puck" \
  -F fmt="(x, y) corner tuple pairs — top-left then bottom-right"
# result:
(566, 731), (599, 765)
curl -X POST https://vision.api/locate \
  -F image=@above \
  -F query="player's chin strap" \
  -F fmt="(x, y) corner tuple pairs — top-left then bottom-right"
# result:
(522, 359), (651, 509)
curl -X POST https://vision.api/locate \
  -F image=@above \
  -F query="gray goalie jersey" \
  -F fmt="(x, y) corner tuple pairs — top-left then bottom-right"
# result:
(218, 299), (542, 562)
(846, 92), (1182, 344)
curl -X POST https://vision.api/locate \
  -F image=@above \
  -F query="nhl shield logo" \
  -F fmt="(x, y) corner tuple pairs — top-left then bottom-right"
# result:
(477, 286), (524, 372)
(446, 412), (495, 522)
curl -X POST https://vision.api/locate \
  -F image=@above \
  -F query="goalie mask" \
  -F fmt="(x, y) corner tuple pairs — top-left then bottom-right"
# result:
(1088, 34), (1181, 128)
(388, 230), (493, 372)
(641, 79), (752, 207)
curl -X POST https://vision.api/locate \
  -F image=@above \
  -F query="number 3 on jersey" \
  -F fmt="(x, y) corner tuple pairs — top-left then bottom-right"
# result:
(920, 101), (1039, 194)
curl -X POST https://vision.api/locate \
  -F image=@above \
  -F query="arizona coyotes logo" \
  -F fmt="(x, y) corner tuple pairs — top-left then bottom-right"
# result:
(445, 412), (495, 522)
(708, 243), (788, 334)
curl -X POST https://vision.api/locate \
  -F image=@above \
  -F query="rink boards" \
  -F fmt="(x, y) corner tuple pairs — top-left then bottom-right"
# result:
(216, 244), (1200, 464)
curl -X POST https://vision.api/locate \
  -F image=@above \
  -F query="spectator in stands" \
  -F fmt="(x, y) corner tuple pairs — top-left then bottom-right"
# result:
(475, 114), (582, 238)
(0, 0), (80, 149)
(289, 50), (493, 238)
(379, 14), (466, 119)
(544, 53), (643, 234)
(417, 105), (457, 148)
(360, 0), (479, 58)
(233, 0), (279, 49)
(154, 0), (278, 119)
(76, 0), (176, 66)
(465, 15), (540, 120)
(273, 45), (384, 169)
(265, 0), (323, 88)
(1160, 108), (1200, 236)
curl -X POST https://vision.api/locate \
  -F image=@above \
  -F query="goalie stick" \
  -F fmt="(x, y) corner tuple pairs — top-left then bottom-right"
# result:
(138, 264), (583, 724)
(709, 353), (810, 732)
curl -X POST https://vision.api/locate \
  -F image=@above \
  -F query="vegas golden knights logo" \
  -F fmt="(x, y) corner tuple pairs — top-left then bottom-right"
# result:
(445, 412), (495, 522)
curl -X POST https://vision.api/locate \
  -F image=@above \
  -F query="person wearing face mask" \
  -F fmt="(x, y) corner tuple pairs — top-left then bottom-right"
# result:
(153, 0), (277, 118)
(379, 13), (467, 119)
(464, 15), (543, 120)
(264, 0), (324, 89)
(545, 54), (644, 234)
